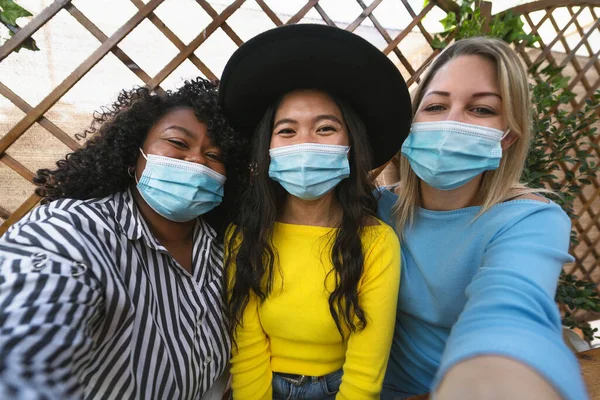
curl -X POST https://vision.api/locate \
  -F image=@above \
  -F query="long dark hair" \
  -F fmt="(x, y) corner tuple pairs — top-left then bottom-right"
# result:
(226, 92), (378, 338)
(34, 78), (249, 237)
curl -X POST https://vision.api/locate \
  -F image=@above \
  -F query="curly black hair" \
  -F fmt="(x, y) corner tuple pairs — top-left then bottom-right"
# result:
(34, 77), (249, 236)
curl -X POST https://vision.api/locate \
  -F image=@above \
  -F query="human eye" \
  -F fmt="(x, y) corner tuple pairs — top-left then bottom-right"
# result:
(167, 138), (188, 148)
(275, 127), (295, 135)
(317, 125), (337, 133)
(206, 152), (223, 162)
(471, 106), (497, 116)
(422, 104), (446, 112)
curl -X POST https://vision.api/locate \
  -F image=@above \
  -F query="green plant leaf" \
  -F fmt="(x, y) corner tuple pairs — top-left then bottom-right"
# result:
(0, 0), (32, 26)
(439, 11), (457, 32)
(431, 36), (447, 49)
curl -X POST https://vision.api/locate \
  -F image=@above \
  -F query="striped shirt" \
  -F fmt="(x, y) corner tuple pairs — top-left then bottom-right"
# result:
(0, 189), (230, 400)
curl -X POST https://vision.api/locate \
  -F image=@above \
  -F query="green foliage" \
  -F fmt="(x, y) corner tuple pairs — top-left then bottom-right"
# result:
(556, 274), (600, 341)
(522, 65), (600, 231)
(0, 0), (39, 52)
(430, 0), (538, 49)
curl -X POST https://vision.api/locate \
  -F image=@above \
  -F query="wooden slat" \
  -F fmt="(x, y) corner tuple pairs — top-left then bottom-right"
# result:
(508, 0), (600, 15)
(255, 0), (283, 26)
(382, 2), (435, 55)
(400, 0), (434, 43)
(0, 0), (71, 61)
(0, 154), (35, 181)
(64, 3), (162, 93)
(554, 15), (600, 107)
(0, 0), (166, 157)
(566, 47), (600, 93)
(129, 0), (217, 80)
(286, 0), (320, 25)
(0, 193), (41, 237)
(355, 0), (417, 78)
(314, 4), (338, 27)
(569, 6), (600, 76)
(432, 0), (460, 13)
(0, 82), (80, 150)
(346, 0), (383, 32)
(0, 205), (10, 221)
(529, 6), (585, 68)
(146, 0), (246, 90)
(196, 0), (244, 47)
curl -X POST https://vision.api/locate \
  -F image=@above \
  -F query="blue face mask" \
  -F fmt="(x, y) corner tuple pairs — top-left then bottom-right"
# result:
(136, 150), (226, 222)
(401, 121), (508, 190)
(268, 143), (350, 200)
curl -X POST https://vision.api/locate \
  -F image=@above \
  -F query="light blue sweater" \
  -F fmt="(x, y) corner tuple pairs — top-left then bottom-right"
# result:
(377, 188), (588, 400)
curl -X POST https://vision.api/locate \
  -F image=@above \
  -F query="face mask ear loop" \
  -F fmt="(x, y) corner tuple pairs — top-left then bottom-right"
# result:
(135, 148), (149, 185)
(501, 129), (511, 141)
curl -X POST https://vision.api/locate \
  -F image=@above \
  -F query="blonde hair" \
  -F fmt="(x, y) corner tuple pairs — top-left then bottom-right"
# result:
(395, 37), (538, 237)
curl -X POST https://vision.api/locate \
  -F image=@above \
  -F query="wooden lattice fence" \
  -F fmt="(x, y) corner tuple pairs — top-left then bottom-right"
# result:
(1, 0), (600, 312)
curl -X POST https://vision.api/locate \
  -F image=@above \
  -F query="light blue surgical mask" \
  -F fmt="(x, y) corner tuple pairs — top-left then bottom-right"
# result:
(401, 121), (509, 190)
(136, 149), (226, 222)
(268, 143), (350, 200)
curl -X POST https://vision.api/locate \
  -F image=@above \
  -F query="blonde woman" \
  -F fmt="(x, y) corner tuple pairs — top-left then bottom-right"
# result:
(378, 37), (588, 400)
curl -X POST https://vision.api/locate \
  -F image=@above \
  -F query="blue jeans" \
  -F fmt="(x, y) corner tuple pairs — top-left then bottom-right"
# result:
(272, 369), (343, 400)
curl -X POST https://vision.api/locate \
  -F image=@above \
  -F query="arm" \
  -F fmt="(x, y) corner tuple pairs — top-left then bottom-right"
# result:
(433, 204), (588, 400)
(230, 294), (272, 400)
(0, 231), (104, 399)
(337, 226), (401, 400)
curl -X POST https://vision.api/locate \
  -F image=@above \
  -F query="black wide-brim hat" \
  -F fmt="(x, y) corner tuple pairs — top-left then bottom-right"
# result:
(219, 24), (412, 169)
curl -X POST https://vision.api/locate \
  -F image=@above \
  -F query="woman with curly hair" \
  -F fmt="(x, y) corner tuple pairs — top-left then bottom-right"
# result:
(0, 78), (248, 399)
(219, 25), (412, 399)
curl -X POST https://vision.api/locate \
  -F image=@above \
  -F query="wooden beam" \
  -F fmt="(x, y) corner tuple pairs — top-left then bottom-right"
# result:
(432, 0), (460, 14)
(0, 0), (71, 61)
(0, 154), (35, 182)
(129, 0), (216, 80)
(382, 1), (435, 56)
(0, 81), (80, 150)
(145, 0), (246, 90)
(286, 0), (320, 25)
(346, 0), (383, 32)
(0, 193), (41, 237)
(0, 0), (165, 157)
(505, 0), (599, 16)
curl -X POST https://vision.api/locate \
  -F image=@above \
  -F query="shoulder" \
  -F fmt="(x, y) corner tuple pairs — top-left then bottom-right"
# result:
(508, 193), (549, 203)
(362, 218), (400, 253)
(488, 199), (571, 250)
(374, 186), (399, 226)
(1, 196), (118, 257)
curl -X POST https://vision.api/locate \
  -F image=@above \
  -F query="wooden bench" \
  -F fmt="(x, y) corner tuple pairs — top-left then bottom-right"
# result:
(405, 347), (600, 400)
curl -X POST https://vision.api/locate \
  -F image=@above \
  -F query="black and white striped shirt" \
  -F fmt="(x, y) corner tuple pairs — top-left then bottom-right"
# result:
(0, 189), (230, 399)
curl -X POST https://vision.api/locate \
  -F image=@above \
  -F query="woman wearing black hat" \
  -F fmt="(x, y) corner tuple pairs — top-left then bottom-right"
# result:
(220, 25), (412, 400)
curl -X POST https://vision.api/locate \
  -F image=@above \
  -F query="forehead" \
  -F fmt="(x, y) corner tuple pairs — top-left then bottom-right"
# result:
(427, 55), (499, 93)
(276, 90), (342, 116)
(152, 107), (201, 126)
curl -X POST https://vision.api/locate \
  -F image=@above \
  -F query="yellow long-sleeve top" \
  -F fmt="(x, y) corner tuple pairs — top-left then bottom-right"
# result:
(230, 220), (401, 400)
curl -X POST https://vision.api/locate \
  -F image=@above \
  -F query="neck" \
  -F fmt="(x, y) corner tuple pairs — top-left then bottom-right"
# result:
(420, 176), (482, 211)
(278, 191), (342, 227)
(131, 185), (196, 243)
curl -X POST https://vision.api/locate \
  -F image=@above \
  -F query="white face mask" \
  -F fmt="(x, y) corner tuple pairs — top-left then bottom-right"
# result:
(401, 121), (509, 190)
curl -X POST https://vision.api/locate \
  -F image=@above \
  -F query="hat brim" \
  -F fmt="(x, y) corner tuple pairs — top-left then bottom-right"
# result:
(219, 24), (412, 169)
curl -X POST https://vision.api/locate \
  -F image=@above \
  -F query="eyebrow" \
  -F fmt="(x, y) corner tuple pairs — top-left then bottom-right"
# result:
(272, 114), (343, 130)
(425, 90), (502, 100)
(163, 125), (196, 138)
